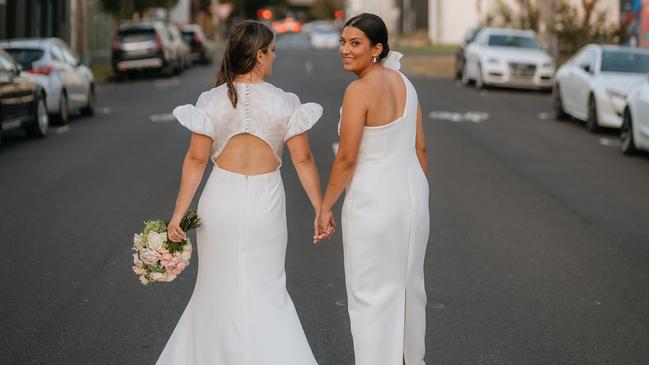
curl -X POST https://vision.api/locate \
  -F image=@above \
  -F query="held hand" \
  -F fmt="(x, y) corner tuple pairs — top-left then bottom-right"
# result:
(167, 216), (187, 243)
(314, 209), (336, 243)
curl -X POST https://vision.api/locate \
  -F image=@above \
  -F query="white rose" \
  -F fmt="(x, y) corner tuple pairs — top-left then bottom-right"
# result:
(139, 276), (150, 285)
(181, 250), (192, 261)
(147, 231), (166, 250)
(161, 274), (177, 282)
(132, 253), (144, 266)
(150, 272), (165, 282)
(133, 233), (145, 250)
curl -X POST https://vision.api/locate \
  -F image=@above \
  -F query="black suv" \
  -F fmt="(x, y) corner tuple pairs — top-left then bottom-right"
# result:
(111, 21), (182, 78)
(0, 49), (48, 146)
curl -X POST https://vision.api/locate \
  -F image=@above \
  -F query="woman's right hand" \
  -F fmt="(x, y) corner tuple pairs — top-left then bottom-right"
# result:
(167, 216), (187, 243)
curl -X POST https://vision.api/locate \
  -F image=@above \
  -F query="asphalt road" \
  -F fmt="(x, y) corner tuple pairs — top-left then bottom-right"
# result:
(2, 34), (649, 364)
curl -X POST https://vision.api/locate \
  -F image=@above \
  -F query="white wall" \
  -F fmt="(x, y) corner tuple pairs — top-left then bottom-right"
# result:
(170, 0), (190, 25)
(428, 0), (621, 45)
(345, 0), (401, 34)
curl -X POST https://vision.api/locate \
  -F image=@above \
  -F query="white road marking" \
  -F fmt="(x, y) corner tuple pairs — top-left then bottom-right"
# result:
(429, 111), (489, 123)
(100, 107), (112, 115)
(598, 137), (621, 147)
(538, 112), (550, 120)
(305, 61), (314, 74)
(332, 142), (339, 154)
(150, 113), (175, 123)
(54, 126), (70, 134)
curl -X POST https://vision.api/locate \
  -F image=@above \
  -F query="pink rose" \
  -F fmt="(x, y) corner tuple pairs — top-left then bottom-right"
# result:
(139, 248), (161, 266)
(132, 266), (146, 275)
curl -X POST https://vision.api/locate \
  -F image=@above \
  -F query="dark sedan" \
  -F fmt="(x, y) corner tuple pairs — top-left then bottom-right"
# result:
(0, 49), (48, 146)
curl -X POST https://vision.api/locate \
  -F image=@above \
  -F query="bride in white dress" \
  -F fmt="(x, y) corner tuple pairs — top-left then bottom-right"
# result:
(317, 13), (430, 365)
(158, 21), (323, 365)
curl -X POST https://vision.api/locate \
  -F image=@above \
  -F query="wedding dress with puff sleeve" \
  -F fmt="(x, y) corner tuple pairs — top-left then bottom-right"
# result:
(156, 81), (322, 365)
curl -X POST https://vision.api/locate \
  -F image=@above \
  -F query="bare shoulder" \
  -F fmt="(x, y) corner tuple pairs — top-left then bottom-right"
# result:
(343, 79), (372, 102)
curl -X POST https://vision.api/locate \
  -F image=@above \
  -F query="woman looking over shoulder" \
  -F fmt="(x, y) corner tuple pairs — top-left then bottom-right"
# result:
(317, 13), (430, 365)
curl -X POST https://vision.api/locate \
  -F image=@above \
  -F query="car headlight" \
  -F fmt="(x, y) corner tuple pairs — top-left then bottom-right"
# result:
(542, 62), (555, 68)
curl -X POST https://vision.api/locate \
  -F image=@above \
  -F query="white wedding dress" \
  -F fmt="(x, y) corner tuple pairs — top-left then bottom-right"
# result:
(340, 53), (430, 365)
(156, 82), (322, 365)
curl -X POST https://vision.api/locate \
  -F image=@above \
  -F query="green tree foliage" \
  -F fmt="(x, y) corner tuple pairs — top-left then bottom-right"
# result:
(550, 0), (616, 56)
(98, 0), (179, 27)
(484, 0), (540, 31)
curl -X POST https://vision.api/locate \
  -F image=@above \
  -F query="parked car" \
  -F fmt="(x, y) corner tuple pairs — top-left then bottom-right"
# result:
(181, 24), (215, 64)
(306, 21), (339, 50)
(0, 49), (49, 145)
(553, 45), (649, 132)
(455, 26), (482, 79)
(166, 23), (191, 71)
(621, 73), (649, 154)
(0, 37), (95, 124)
(462, 27), (555, 90)
(111, 21), (182, 78)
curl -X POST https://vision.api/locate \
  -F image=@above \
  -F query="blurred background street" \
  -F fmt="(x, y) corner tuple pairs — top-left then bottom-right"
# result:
(2, 0), (649, 364)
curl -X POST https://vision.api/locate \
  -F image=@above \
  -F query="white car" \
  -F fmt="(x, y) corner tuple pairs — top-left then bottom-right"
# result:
(0, 38), (95, 124)
(462, 27), (555, 90)
(553, 45), (649, 132)
(621, 74), (649, 154)
(306, 21), (339, 50)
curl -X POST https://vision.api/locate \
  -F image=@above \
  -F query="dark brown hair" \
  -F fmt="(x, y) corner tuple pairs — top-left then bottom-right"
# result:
(344, 13), (390, 61)
(215, 20), (274, 107)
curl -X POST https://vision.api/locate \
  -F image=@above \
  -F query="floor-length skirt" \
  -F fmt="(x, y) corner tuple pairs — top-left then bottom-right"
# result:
(156, 165), (317, 365)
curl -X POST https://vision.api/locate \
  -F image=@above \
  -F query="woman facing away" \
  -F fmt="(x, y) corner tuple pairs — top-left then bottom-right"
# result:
(316, 13), (431, 365)
(156, 20), (324, 365)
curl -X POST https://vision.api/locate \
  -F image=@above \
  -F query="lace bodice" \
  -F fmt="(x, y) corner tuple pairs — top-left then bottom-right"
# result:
(173, 82), (323, 166)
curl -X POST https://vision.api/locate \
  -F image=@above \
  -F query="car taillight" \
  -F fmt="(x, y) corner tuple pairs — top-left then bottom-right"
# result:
(156, 34), (162, 52)
(28, 65), (54, 75)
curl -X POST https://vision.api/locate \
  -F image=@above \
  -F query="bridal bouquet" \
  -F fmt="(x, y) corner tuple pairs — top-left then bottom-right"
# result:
(132, 211), (201, 285)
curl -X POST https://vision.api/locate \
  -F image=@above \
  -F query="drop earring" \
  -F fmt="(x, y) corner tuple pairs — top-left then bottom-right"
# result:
(372, 56), (378, 63)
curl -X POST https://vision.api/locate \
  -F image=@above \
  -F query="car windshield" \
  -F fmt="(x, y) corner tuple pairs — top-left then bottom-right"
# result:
(118, 28), (157, 42)
(601, 50), (649, 73)
(3, 48), (44, 70)
(488, 35), (541, 49)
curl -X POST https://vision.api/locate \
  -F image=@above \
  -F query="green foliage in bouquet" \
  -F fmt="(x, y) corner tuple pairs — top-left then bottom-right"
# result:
(143, 219), (166, 235)
(165, 210), (202, 253)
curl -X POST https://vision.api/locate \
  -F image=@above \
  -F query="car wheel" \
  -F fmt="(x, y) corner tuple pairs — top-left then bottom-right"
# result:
(455, 59), (464, 80)
(56, 91), (69, 125)
(81, 85), (95, 116)
(586, 95), (600, 133)
(25, 96), (49, 138)
(475, 63), (486, 90)
(461, 63), (471, 86)
(620, 108), (638, 155)
(552, 84), (569, 120)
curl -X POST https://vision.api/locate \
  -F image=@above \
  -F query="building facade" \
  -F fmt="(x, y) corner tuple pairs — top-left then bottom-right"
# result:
(1, 0), (71, 42)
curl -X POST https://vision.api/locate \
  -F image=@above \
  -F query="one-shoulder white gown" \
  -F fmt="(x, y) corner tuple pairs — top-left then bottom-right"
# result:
(340, 71), (430, 365)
